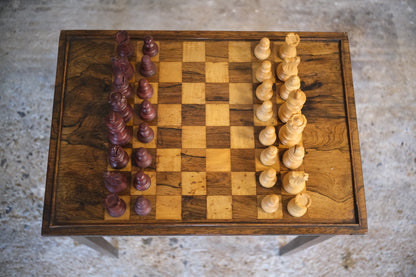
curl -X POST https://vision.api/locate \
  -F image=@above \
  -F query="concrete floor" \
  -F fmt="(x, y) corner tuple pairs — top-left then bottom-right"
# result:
(0, 0), (415, 276)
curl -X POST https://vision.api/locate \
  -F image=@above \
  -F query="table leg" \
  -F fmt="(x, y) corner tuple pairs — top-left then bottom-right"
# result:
(72, 236), (118, 258)
(279, 235), (334, 256)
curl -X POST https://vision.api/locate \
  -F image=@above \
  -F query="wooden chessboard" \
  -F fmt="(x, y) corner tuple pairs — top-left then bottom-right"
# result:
(42, 31), (367, 236)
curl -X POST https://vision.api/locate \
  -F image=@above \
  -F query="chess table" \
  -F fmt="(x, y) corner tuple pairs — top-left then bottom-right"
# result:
(42, 30), (367, 257)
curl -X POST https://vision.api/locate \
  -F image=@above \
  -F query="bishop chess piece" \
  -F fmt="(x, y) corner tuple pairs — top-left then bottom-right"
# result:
(279, 33), (300, 59)
(256, 79), (274, 101)
(114, 30), (134, 57)
(105, 193), (126, 217)
(276, 56), (301, 82)
(137, 78), (154, 100)
(108, 91), (134, 122)
(282, 171), (309, 195)
(256, 100), (273, 122)
(142, 35), (159, 57)
(139, 99), (156, 121)
(261, 194), (279, 214)
(283, 144), (305, 169)
(279, 75), (301, 100)
(278, 89), (306, 123)
(137, 122), (154, 143)
(134, 147), (152, 168)
(140, 55), (156, 77)
(112, 56), (134, 81)
(108, 145), (129, 169)
(256, 60), (273, 82)
(278, 113), (307, 147)
(103, 171), (129, 193)
(133, 171), (151, 191)
(260, 146), (278, 166)
(134, 196), (152, 216)
(259, 125), (276, 146)
(106, 111), (132, 146)
(254, 37), (271, 60)
(113, 73), (133, 99)
(287, 193), (311, 217)
(259, 168), (277, 188)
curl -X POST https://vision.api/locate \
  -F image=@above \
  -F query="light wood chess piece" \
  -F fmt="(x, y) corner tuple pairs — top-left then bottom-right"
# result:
(287, 193), (311, 217)
(260, 146), (278, 166)
(259, 168), (277, 188)
(278, 113), (307, 147)
(256, 79), (274, 101)
(259, 125), (276, 146)
(261, 194), (279, 213)
(254, 37), (271, 60)
(282, 171), (309, 194)
(256, 100), (273, 122)
(278, 89), (306, 123)
(283, 144), (305, 169)
(276, 56), (301, 81)
(279, 75), (300, 100)
(279, 33), (300, 59)
(256, 60), (273, 82)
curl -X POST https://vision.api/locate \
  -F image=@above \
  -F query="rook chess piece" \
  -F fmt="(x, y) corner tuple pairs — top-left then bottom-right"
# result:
(261, 194), (280, 213)
(108, 145), (130, 169)
(115, 30), (134, 57)
(105, 193), (126, 217)
(259, 125), (276, 146)
(282, 144), (305, 169)
(103, 171), (129, 193)
(282, 171), (309, 195)
(256, 60), (273, 82)
(254, 37), (271, 60)
(111, 56), (134, 81)
(137, 122), (154, 143)
(134, 196), (152, 216)
(276, 56), (301, 82)
(142, 35), (159, 57)
(287, 193), (311, 217)
(108, 91), (134, 122)
(279, 33), (300, 59)
(256, 100), (273, 122)
(278, 113), (307, 147)
(256, 79), (274, 101)
(133, 171), (151, 191)
(279, 75), (301, 100)
(106, 111), (132, 146)
(136, 78), (154, 100)
(113, 73), (133, 99)
(134, 147), (152, 168)
(260, 146), (278, 166)
(259, 168), (277, 188)
(140, 55), (156, 77)
(139, 99), (156, 121)
(278, 89), (306, 123)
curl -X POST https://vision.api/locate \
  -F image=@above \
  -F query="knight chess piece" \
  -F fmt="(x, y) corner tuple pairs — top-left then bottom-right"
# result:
(279, 33), (300, 59)
(134, 196), (152, 216)
(114, 30), (134, 57)
(276, 56), (301, 82)
(134, 147), (152, 168)
(282, 171), (309, 195)
(142, 35), (159, 57)
(261, 194), (280, 214)
(108, 91), (134, 122)
(137, 122), (154, 143)
(278, 89), (306, 123)
(106, 111), (132, 146)
(113, 73), (133, 99)
(139, 99), (156, 121)
(282, 144), (305, 169)
(259, 168), (277, 188)
(111, 56), (134, 81)
(108, 145), (129, 169)
(136, 78), (154, 100)
(133, 170), (151, 191)
(279, 75), (301, 100)
(260, 146), (278, 166)
(140, 55), (156, 77)
(287, 193), (311, 217)
(105, 193), (126, 217)
(256, 79), (274, 101)
(278, 113), (307, 147)
(103, 171), (129, 193)
(254, 37), (271, 60)
(256, 100), (273, 122)
(259, 125), (276, 146)
(256, 60), (273, 82)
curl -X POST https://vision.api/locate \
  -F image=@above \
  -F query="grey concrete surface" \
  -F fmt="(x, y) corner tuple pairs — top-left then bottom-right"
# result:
(0, 0), (415, 276)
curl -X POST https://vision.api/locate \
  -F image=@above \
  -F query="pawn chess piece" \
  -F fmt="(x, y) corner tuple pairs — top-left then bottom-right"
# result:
(139, 99), (156, 121)
(103, 171), (128, 193)
(134, 147), (152, 168)
(276, 56), (301, 81)
(113, 73), (133, 99)
(108, 91), (134, 122)
(259, 125), (276, 146)
(108, 145), (129, 169)
(259, 168), (277, 188)
(136, 78), (154, 100)
(282, 171), (309, 195)
(106, 111), (132, 146)
(261, 194), (279, 213)
(140, 55), (156, 77)
(133, 171), (151, 191)
(115, 30), (134, 57)
(279, 33), (300, 59)
(111, 56), (134, 81)
(256, 79), (274, 101)
(256, 100), (273, 122)
(279, 75), (301, 100)
(287, 193), (311, 217)
(142, 35), (158, 57)
(260, 146), (278, 166)
(278, 113), (307, 147)
(134, 195), (152, 216)
(137, 122), (154, 143)
(283, 144), (305, 169)
(105, 193), (126, 217)
(278, 89), (306, 123)
(256, 60), (273, 82)
(254, 37), (271, 60)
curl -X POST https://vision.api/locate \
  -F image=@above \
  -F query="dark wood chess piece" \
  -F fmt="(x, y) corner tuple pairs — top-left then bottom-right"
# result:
(115, 30), (134, 57)
(139, 55), (156, 77)
(112, 56), (134, 81)
(105, 193), (126, 217)
(133, 171), (151, 191)
(108, 145), (130, 169)
(134, 196), (152, 216)
(137, 122), (154, 143)
(113, 73), (133, 99)
(134, 147), (152, 168)
(142, 35), (158, 57)
(103, 171), (128, 193)
(108, 91), (134, 122)
(136, 78), (153, 100)
(139, 99), (156, 121)
(106, 111), (132, 146)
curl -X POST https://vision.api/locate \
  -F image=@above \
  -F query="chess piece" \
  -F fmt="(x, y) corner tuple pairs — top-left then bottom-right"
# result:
(256, 100), (273, 122)
(259, 125), (276, 146)
(105, 193), (126, 217)
(111, 56), (134, 81)
(133, 171), (151, 191)
(134, 196), (152, 216)
(103, 171), (128, 193)
(278, 113), (307, 147)
(278, 89), (306, 123)
(134, 147), (152, 168)
(106, 111), (132, 146)
(108, 145), (129, 169)
(287, 193), (311, 217)
(276, 56), (301, 82)
(140, 55), (156, 77)
(256, 60), (273, 82)
(108, 91), (134, 122)
(260, 146), (278, 166)
(279, 33), (300, 59)
(113, 73), (133, 99)
(254, 37), (271, 60)
(261, 194), (279, 213)
(139, 99), (156, 121)
(259, 168), (277, 188)
(142, 35), (158, 57)
(256, 79), (274, 101)
(282, 144), (305, 169)
(279, 75), (301, 100)
(136, 78), (154, 100)
(282, 171), (309, 195)
(137, 122), (154, 143)
(115, 30), (134, 57)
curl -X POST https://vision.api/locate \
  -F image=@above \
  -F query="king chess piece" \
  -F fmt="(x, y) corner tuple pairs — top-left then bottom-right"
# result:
(136, 78), (154, 100)
(111, 56), (134, 81)
(139, 99), (156, 121)
(142, 35), (159, 57)
(103, 171), (128, 193)
(113, 73), (133, 99)
(107, 145), (129, 169)
(140, 55), (156, 77)
(108, 91), (134, 122)
(114, 30), (134, 57)
(134, 147), (152, 168)
(133, 171), (151, 191)
(105, 193), (126, 217)
(134, 196), (152, 216)
(106, 111), (132, 146)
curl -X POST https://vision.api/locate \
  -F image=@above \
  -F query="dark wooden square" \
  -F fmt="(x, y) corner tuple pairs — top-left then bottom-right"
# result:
(130, 195), (156, 221)
(157, 127), (182, 148)
(229, 62), (252, 83)
(135, 62), (159, 83)
(206, 172), (231, 195)
(159, 41), (183, 61)
(158, 83), (182, 104)
(230, 104), (254, 126)
(134, 103), (158, 126)
(132, 148), (157, 170)
(182, 62), (205, 82)
(205, 83), (229, 103)
(156, 172), (182, 195)
(181, 149), (206, 171)
(232, 196), (258, 220)
(182, 104), (205, 126)
(205, 41), (228, 62)
(231, 149), (255, 171)
(206, 126), (230, 148)
(182, 196), (207, 220)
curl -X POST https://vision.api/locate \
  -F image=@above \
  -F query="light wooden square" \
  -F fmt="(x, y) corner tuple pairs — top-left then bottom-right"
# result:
(158, 104), (182, 127)
(206, 104), (230, 126)
(183, 41), (205, 62)
(229, 83), (253, 104)
(136, 40), (160, 62)
(255, 149), (280, 172)
(107, 148), (132, 172)
(104, 195), (130, 220)
(231, 172), (256, 195)
(182, 83), (205, 104)
(156, 149), (181, 171)
(133, 125), (157, 148)
(130, 171), (157, 195)
(253, 104), (278, 126)
(156, 195), (182, 220)
(207, 195), (232, 219)
(135, 82), (158, 104)
(182, 172), (206, 195)
(229, 41), (251, 62)
(257, 195), (283, 219)
(206, 149), (230, 172)
(159, 62), (182, 83)
(206, 62), (229, 83)
(182, 126), (206, 148)
(230, 126), (255, 149)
